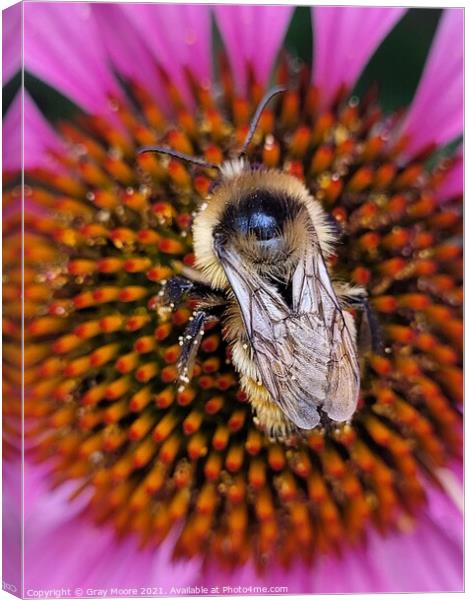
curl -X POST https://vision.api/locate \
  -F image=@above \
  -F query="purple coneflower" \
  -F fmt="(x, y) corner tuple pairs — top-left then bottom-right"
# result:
(3, 2), (463, 594)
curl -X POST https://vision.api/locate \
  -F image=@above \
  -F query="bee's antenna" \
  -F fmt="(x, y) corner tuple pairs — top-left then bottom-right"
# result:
(138, 145), (221, 172)
(239, 86), (287, 158)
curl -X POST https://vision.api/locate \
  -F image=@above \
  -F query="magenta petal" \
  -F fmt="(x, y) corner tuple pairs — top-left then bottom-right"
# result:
(425, 469), (463, 547)
(24, 459), (202, 591)
(313, 7), (405, 108)
(215, 5), (293, 95)
(198, 485), (462, 593)
(91, 4), (169, 112)
(437, 152), (463, 202)
(3, 2), (22, 84)
(2, 93), (22, 173)
(119, 4), (212, 107)
(21, 457), (463, 593)
(401, 9), (463, 157)
(3, 91), (65, 172)
(23, 2), (122, 114)
(3, 460), (22, 590)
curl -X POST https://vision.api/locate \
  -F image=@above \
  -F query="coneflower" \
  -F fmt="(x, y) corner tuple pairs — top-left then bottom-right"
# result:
(3, 3), (462, 594)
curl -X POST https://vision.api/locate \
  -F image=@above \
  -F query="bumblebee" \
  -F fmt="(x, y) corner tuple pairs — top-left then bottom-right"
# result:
(140, 88), (379, 438)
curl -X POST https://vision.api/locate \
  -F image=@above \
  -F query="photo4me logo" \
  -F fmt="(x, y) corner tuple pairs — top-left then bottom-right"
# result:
(170, 585), (289, 595)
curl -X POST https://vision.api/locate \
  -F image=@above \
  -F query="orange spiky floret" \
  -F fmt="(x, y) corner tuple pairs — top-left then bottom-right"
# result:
(3, 67), (462, 571)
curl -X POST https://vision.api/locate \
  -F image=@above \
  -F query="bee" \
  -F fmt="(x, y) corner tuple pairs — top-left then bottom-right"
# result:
(140, 87), (379, 438)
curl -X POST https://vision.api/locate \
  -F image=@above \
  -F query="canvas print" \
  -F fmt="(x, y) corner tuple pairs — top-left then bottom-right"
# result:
(2, 2), (463, 597)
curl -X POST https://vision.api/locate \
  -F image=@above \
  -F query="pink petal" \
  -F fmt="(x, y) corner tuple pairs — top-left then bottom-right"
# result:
(3, 90), (65, 173)
(426, 467), (463, 545)
(200, 484), (462, 593)
(91, 5), (169, 112)
(3, 2), (21, 84)
(215, 6), (293, 95)
(401, 9), (463, 157)
(24, 459), (202, 591)
(119, 4), (212, 108)
(3, 460), (22, 591)
(436, 151), (463, 202)
(2, 92), (21, 173)
(23, 2), (122, 115)
(22, 451), (462, 593)
(313, 7), (406, 109)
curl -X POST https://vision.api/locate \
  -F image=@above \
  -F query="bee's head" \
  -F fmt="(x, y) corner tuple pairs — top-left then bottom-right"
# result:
(137, 86), (335, 288)
(192, 169), (333, 289)
(212, 185), (306, 276)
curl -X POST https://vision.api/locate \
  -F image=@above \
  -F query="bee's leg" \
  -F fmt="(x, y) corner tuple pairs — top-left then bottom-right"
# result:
(159, 275), (217, 308)
(162, 276), (194, 307)
(334, 283), (383, 354)
(352, 296), (384, 355)
(177, 308), (220, 384)
(157, 276), (226, 383)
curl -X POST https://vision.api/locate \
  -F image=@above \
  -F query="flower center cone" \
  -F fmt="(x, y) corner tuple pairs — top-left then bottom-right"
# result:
(4, 60), (462, 570)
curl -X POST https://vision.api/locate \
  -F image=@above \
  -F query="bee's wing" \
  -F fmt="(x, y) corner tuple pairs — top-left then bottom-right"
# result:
(216, 245), (319, 428)
(321, 314), (360, 422)
(216, 241), (359, 429)
(291, 236), (360, 423)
